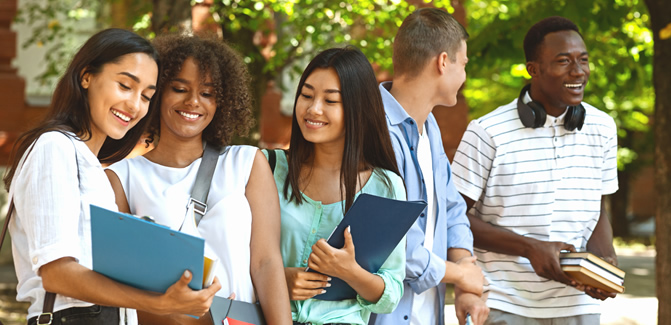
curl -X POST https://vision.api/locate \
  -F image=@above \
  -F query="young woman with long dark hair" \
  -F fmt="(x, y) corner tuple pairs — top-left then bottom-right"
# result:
(3, 28), (219, 325)
(266, 46), (406, 324)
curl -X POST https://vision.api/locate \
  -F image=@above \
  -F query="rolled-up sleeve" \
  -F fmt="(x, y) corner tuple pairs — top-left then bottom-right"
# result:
(405, 223), (447, 294)
(357, 237), (406, 314)
(444, 177), (473, 254)
(14, 133), (83, 273)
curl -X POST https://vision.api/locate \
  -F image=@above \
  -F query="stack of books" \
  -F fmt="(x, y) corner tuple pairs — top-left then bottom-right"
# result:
(559, 252), (625, 293)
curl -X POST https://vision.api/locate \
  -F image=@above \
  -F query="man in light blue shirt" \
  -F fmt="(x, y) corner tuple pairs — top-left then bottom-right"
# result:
(368, 8), (489, 325)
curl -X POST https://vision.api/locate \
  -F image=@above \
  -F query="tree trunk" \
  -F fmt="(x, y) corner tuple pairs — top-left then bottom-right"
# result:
(152, 0), (192, 34)
(644, 0), (671, 324)
(611, 135), (632, 237)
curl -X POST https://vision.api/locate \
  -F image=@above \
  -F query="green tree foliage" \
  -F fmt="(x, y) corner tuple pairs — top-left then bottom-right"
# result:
(207, 0), (454, 122)
(17, 0), (654, 170)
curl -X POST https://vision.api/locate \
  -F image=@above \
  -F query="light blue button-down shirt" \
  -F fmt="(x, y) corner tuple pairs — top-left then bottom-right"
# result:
(369, 82), (473, 325)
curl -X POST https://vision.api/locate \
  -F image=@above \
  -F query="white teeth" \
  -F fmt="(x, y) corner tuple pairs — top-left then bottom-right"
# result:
(565, 83), (582, 88)
(178, 111), (200, 119)
(306, 120), (326, 126)
(112, 110), (131, 122)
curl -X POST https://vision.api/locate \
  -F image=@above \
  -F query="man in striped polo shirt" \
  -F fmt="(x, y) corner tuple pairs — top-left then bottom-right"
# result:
(452, 17), (618, 324)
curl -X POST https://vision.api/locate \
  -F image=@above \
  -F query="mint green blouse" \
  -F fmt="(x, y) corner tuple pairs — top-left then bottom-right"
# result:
(264, 150), (407, 325)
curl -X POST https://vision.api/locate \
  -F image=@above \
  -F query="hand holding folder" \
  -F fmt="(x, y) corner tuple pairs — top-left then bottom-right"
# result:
(306, 194), (427, 301)
(90, 205), (217, 292)
(90, 205), (222, 318)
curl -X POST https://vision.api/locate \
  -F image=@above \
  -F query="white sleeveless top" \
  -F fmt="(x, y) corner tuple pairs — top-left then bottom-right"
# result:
(107, 145), (257, 302)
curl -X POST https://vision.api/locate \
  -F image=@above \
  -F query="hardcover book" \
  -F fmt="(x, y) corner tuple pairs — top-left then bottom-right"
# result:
(559, 252), (625, 293)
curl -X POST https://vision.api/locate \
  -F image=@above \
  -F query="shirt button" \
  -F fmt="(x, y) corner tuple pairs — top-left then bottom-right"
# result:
(32, 257), (38, 264)
(420, 213), (425, 218)
(311, 229), (316, 234)
(302, 259), (307, 264)
(404, 315), (409, 320)
(554, 138), (558, 142)
(410, 146), (414, 151)
(409, 120), (414, 125)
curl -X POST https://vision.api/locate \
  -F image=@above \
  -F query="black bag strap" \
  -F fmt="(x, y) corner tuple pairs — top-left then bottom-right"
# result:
(190, 142), (220, 226)
(266, 149), (277, 174)
(0, 201), (14, 254)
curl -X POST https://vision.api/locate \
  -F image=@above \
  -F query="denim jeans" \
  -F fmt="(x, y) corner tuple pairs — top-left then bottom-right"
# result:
(27, 305), (119, 325)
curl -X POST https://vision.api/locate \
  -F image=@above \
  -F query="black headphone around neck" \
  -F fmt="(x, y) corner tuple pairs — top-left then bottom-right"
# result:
(516, 84), (585, 131)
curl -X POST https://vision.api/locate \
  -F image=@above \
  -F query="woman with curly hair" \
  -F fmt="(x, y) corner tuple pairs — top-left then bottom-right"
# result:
(105, 33), (292, 324)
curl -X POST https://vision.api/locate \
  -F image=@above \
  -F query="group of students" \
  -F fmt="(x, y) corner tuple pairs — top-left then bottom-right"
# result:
(2, 7), (619, 325)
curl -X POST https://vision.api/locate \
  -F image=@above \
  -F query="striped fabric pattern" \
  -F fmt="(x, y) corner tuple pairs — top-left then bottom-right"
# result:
(452, 98), (618, 318)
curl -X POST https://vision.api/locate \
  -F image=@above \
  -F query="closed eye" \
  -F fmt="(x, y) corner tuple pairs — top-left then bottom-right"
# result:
(119, 82), (131, 90)
(172, 87), (186, 93)
(300, 93), (313, 99)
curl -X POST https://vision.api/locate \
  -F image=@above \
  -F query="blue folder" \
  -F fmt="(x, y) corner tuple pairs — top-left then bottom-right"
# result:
(309, 193), (427, 301)
(90, 205), (205, 292)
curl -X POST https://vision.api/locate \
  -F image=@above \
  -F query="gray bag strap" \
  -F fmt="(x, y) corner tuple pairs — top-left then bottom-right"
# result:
(190, 142), (220, 226)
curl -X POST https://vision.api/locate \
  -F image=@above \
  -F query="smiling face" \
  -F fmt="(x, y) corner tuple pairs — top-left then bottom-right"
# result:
(159, 57), (217, 142)
(439, 40), (468, 107)
(295, 67), (345, 147)
(82, 52), (158, 146)
(527, 30), (590, 115)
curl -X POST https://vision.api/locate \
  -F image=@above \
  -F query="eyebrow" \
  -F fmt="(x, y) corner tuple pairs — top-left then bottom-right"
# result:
(556, 51), (589, 57)
(303, 82), (341, 94)
(119, 72), (156, 90)
(172, 78), (215, 87)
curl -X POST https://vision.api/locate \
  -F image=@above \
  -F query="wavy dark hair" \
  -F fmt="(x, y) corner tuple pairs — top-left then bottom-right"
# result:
(147, 33), (253, 147)
(285, 46), (401, 212)
(4, 28), (159, 190)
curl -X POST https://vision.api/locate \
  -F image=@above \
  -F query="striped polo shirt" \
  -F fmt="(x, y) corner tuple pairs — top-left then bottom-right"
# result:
(452, 96), (618, 318)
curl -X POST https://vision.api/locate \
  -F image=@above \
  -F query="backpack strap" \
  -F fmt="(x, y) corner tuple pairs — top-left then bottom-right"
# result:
(0, 201), (14, 253)
(190, 142), (220, 226)
(267, 149), (277, 174)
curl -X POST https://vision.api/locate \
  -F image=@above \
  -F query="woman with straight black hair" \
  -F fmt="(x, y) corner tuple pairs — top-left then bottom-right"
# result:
(3, 28), (219, 325)
(264, 46), (406, 324)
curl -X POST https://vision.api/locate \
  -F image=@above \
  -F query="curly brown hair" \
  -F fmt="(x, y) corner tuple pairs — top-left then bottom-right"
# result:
(148, 33), (253, 147)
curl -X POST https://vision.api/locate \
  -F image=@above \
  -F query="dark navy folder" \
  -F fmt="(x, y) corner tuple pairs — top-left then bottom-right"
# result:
(90, 205), (205, 292)
(310, 193), (427, 301)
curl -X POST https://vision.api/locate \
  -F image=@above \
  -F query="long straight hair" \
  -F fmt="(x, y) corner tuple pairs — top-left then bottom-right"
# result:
(285, 46), (400, 212)
(3, 28), (160, 190)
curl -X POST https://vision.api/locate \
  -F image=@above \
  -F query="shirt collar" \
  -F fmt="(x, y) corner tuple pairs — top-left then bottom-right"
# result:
(523, 88), (568, 127)
(379, 81), (413, 126)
